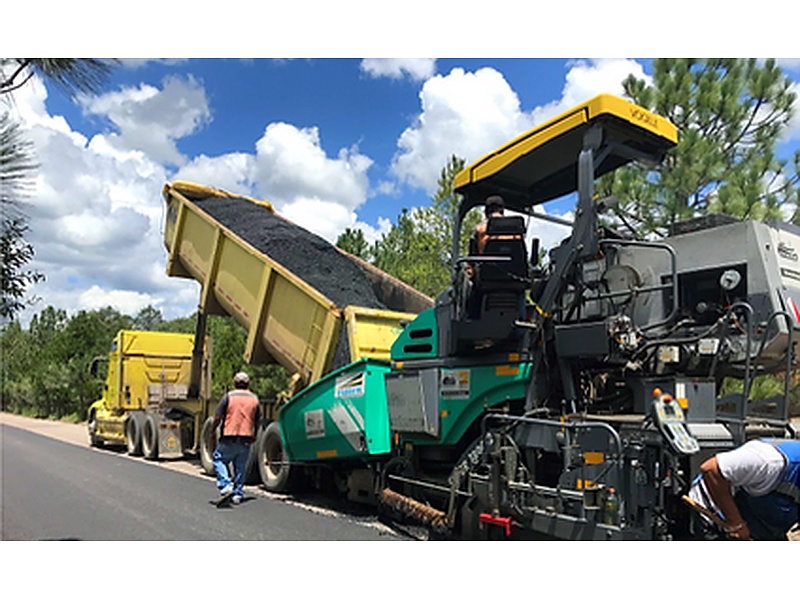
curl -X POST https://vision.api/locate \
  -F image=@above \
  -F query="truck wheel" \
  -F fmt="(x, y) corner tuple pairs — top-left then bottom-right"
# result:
(199, 416), (217, 476)
(142, 414), (159, 460)
(126, 413), (143, 456)
(245, 426), (266, 484)
(88, 410), (104, 448)
(257, 421), (295, 493)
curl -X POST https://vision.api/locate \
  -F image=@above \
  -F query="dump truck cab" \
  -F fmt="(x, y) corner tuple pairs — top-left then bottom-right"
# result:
(87, 330), (211, 459)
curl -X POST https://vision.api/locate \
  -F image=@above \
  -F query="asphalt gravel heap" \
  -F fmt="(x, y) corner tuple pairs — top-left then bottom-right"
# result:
(193, 194), (387, 310)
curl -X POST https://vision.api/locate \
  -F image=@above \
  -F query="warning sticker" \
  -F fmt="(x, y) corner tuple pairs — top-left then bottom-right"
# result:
(441, 369), (470, 399)
(304, 409), (325, 439)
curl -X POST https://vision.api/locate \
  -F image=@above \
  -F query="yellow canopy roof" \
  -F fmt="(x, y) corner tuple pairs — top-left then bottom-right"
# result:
(454, 94), (677, 212)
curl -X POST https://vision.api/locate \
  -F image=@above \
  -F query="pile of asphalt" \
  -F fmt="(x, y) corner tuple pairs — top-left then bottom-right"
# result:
(192, 195), (386, 311)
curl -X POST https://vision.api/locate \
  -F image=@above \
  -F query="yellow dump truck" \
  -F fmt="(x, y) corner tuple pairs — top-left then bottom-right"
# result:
(160, 181), (433, 486)
(87, 329), (212, 460)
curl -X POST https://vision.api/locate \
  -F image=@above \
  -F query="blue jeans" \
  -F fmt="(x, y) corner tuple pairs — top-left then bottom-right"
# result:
(213, 439), (252, 496)
(735, 491), (798, 541)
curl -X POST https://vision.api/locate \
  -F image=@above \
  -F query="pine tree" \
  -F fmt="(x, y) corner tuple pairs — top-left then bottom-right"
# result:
(603, 58), (799, 235)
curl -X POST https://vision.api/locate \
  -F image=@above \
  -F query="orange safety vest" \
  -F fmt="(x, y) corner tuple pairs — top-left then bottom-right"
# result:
(220, 389), (259, 440)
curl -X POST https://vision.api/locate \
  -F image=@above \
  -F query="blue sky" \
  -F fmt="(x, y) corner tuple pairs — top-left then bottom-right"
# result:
(5, 57), (800, 326)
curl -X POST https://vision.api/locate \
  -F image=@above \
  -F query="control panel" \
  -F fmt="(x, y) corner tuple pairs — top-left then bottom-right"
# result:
(652, 389), (700, 455)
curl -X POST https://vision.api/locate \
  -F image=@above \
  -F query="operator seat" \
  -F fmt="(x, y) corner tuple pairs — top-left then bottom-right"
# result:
(454, 215), (530, 352)
(478, 215), (528, 320)
(478, 216), (529, 291)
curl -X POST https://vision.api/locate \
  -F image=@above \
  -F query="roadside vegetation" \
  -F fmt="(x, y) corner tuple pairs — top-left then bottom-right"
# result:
(0, 307), (288, 422)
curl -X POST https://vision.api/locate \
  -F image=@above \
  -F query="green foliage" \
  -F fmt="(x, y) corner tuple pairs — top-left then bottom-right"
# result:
(370, 155), (480, 297)
(0, 306), (290, 421)
(1, 217), (44, 319)
(335, 228), (369, 259)
(1, 113), (42, 319)
(721, 374), (800, 418)
(203, 314), (290, 401)
(0, 59), (117, 99)
(603, 58), (799, 235)
(371, 207), (447, 296)
(0, 112), (37, 203)
(133, 305), (164, 330)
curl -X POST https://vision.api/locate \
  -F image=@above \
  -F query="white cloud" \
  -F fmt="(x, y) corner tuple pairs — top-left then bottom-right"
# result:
(173, 153), (256, 197)
(250, 122), (374, 239)
(77, 285), (161, 314)
(384, 59), (651, 260)
(391, 67), (535, 193)
(280, 198), (358, 243)
(171, 121), (379, 243)
(81, 75), (211, 166)
(360, 59), (436, 81)
(8, 74), (205, 326)
(531, 58), (649, 126)
(253, 123), (372, 209)
(526, 208), (574, 259)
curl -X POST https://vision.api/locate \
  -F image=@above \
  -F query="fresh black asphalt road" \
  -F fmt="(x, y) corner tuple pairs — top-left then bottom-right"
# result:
(1, 424), (403, 541)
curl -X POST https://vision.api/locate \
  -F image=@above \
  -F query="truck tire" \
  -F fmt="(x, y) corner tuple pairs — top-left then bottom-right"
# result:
(88, 410), (104, 448)
(257, 421), (295, 493)
(126, 413), (144, 456)
(245, 425), (266, 484)
(199, 416), (217, 476)
(142, 414), (159, 460)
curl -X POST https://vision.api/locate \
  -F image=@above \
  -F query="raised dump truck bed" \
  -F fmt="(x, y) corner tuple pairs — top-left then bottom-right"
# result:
(163, 181), (432, 388)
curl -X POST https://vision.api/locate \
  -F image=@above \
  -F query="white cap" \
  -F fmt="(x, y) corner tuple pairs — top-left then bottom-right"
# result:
(233, 371), (249, 385)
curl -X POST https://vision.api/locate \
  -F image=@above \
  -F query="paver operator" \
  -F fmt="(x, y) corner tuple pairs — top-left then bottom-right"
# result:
(689, 438), (800, 540)
(211, 371), (261, 506)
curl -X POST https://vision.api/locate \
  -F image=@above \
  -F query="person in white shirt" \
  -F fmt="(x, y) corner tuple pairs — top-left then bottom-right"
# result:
(689, 438), (800, 540)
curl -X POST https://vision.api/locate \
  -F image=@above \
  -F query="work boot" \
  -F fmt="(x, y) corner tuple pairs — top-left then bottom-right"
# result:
(217, 487), (234, 506)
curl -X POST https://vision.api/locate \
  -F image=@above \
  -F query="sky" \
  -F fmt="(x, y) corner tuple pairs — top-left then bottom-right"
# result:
(4, 55), (800, 327)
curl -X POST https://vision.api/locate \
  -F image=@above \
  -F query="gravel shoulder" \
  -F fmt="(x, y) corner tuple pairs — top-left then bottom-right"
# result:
(2, 412), (89, 446)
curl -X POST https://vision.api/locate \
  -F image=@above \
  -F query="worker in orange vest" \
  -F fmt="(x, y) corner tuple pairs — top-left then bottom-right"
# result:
(212, 371), (260, 506)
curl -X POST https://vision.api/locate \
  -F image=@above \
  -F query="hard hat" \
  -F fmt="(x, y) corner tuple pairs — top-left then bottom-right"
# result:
(233, 371), (249, 385)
